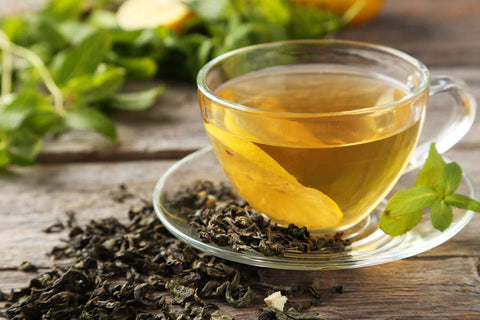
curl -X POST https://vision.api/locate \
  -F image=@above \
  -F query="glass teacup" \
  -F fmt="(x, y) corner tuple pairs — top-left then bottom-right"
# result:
(197, 40), (476, 232)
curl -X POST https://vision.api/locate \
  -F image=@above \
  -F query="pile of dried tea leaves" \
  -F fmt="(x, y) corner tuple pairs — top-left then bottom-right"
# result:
(0, 184), (344, 320)
(166, 181), (351, 256)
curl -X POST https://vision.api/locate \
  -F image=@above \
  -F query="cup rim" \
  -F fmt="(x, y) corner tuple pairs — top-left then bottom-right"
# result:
(197, 39), (430, 118)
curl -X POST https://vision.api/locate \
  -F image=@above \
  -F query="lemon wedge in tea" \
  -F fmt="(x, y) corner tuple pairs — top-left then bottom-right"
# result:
(205, 123), (343, 230)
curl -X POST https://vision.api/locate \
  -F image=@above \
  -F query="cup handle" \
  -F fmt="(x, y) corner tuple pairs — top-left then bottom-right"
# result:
(407, 76), (477, 171)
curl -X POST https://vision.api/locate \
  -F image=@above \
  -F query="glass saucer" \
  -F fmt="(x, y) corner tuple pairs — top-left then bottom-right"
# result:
(152, 147), (477, 270)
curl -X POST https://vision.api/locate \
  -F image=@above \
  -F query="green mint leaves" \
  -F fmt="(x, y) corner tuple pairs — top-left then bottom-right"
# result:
(0, 0), (345, 168)
(0, 0), (168, 168)
(380, 144), (480, 236)
(169, 0), (344, 80)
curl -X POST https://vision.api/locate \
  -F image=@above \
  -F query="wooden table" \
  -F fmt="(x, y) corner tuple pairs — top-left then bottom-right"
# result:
(1, 1), (479, 318)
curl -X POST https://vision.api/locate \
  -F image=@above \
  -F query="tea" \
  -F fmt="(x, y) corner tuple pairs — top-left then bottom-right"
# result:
(204, 66), (425, 231)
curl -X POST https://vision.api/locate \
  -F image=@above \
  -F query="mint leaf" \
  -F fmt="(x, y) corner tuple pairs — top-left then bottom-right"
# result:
(88, 10), (118, 29)
(1, 17), (28, 44)
(64, 66), (125, 103)
(64, 107), (117, 141)
(290, 6), (343, 38)
(430, 200), (453, 231)
(384, 186), (437, 217)
(415, 143), (446, 188)
(171, 33), (222, 76)
(382, 144), (479, 236)
(53, 30), (112, 84)
(111, 29), (148, 46)
(107, 86), (164, 111)
(23, 110), (64, 136)
(6, 129), (42, 166)
(0, 92), (50, 131)
(42, 0), (82, 21)
(220, 22), (254, 54)
(112, 57), (157, 79)
(0, 147), (10, 167)
(380, 210), (423, 236)
(57, 21), (96, 45)
(33, 17), (69, 51)
(445, 194), (480, 212)
(0, 98), (33, 131)
(187, 0), (231, 21)
(439, 162), (462, 195)
(256, 0), (291, 26)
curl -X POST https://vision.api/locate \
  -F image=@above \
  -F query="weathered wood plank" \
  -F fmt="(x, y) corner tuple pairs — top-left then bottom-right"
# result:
(36, 67), (480, 163)
(1, 257), (479, 319)
(0, 160), (175, 269)
(0, 149), (479, 269)
(259, 257), (480, 319)
(339, 0), (480, 66)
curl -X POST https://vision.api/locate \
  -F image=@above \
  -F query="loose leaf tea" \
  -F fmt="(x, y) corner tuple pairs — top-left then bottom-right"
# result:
(17, 260), (38, 273)
(0, 188), (343, 319)
(166, 181), (351, 256)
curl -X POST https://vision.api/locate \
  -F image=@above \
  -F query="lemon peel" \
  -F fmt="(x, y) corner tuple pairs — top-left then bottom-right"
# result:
(116, 0), (192, 31)
(205, 122), (343, 230)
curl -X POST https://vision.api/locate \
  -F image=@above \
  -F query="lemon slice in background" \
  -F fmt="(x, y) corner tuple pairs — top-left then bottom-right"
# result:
(205, 123), (343, 230)
(117, 0), (192, 31)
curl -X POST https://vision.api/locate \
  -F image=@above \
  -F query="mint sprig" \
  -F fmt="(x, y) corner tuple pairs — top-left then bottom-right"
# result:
(380, 144), (480, 236)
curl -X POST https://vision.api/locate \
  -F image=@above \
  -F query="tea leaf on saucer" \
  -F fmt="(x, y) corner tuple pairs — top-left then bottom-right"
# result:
(415, 143), (446, 189)
(430, 200), (453, 231)
(445, 194), (480, 212)
(381, 143), (480, 236)
(379, 209), (423, 236)
(439, 162), (463, 195)
(383, 186), (437, 217)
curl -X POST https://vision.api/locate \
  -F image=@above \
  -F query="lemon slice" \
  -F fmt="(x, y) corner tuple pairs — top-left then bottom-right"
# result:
(222, 107), (323, 147)
(116, 0), (192, 31)
(205, 123), (343, 230)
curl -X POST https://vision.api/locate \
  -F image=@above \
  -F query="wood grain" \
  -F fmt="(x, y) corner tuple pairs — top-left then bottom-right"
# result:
(2, 258), (479, 319)
(0, 160), (176, 269)
(339, 0), (480, 67)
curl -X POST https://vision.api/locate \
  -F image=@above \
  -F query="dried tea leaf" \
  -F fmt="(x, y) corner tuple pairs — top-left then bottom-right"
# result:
(43, 221), (65, 233)
(18, 260), (38, 273)
(2, 184), (344, 319)
(174, 181), (351, 257)
(211, 309), (235, 320)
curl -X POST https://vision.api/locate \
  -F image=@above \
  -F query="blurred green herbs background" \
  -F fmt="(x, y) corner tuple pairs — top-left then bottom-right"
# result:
(0, 0), (344, 167)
